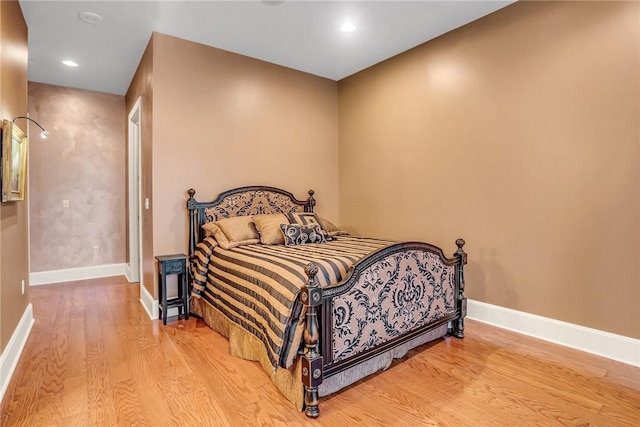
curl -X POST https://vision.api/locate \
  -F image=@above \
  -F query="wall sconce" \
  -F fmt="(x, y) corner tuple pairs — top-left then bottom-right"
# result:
(12, 116), (49, 139)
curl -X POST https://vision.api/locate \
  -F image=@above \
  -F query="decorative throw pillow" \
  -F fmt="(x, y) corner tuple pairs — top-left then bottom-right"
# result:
(286, 212), (324, 228)
(201, 216), (260, 249)
(252, 213), (290, 245)
(280, 223), (327, 246)
(286, 211), (333, 239)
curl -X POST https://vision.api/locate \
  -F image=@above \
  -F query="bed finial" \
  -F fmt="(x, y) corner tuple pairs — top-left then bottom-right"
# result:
(304, 262), (318, 283)
(453, 237), (467, 338)
(187, 189), (197, 209)
(187, 189), (198, 258)
(307, 190), (316, 213)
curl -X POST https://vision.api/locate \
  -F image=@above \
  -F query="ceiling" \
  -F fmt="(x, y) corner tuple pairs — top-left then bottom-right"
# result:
(19, 1), (514, 96)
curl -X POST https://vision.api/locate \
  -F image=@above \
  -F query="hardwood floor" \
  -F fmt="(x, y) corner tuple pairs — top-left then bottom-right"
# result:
(1, 276), (638, 426)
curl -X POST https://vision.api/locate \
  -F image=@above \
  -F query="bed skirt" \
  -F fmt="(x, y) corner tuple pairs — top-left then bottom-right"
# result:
(190, 297), (448, 411)
(318, 324), (448, 396)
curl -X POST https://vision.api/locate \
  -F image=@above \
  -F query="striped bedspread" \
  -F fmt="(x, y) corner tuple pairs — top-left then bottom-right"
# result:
(191, 235), (393, 369)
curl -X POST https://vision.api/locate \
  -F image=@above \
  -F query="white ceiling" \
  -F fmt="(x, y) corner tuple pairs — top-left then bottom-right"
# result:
(19, 0), (514, 95)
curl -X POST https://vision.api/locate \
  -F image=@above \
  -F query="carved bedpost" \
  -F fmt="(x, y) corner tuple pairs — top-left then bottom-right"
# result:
(301, 262), (323, 418)
(453, 238), (468, 338)
(187, 188), (198, 256)
(306, 190), (316, 213)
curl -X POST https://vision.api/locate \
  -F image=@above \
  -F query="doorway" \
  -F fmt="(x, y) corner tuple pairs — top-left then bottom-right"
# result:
(127, 97), (142, 284)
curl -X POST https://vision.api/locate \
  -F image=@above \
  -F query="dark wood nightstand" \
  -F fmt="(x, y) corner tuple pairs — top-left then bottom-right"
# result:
(155, 254), (189, 325)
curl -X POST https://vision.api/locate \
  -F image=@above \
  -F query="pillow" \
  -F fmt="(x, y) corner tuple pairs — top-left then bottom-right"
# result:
(280, 223), (326, 246)
(252, 213), (290, 245)
(201, 216), (259, 249)
(317, 216), (348, 237)
(286, 212), (324, 229)
(288, 212), (347, 239)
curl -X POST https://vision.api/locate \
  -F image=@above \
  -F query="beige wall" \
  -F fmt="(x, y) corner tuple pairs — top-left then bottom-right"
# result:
(338, 1), (639, 339)
(127, 33), (339, 298)
(28, 83), (126, 272)
(125, 37), (154, 294)
(0, 0), (29, 352)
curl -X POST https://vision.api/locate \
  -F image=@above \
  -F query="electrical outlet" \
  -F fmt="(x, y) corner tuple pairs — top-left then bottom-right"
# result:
(93, 246), (100, 254)
(21, 280), (25, 295)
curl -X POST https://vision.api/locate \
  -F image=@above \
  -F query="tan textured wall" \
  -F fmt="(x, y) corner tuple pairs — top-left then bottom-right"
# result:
(338, 1), (639, 338)
(28, 83), (126, 272)
(0, 0), (29, 352)
(125, 37), (154, 294)
(0, 0), (3, 353)
(149, 33), (338, 295)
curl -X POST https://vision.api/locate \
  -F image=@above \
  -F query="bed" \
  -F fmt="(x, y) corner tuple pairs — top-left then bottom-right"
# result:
(186, 186), (467, 418)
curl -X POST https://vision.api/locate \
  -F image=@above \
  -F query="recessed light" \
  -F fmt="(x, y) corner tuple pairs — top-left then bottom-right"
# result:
(78, 11), (103, 25)
(62, 60), (78, 67)
(341, 22), (356, 33)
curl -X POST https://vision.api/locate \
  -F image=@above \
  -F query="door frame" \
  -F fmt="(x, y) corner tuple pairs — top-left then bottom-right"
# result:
(127, 97), (142, 285)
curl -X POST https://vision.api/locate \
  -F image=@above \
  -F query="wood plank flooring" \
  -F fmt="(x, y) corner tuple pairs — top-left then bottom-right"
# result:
(1, 276), (638, 426)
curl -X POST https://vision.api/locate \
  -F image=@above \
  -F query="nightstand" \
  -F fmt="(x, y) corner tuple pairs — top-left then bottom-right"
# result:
(155, 254), (189, 325)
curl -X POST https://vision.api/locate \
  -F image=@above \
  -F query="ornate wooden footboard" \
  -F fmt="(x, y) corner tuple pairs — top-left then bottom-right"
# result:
(301, 240), (467, 417)
(186, 186), (466, 418)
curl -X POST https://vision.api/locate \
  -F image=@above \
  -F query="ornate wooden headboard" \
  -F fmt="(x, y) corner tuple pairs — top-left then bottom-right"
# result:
(186, 186), (315, 255)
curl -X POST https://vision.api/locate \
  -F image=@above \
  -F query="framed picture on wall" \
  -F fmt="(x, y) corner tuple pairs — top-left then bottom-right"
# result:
(1, 119), (28, 202)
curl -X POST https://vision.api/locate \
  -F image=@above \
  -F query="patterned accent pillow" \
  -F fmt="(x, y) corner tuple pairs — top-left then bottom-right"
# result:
(280, 223), (326, 246)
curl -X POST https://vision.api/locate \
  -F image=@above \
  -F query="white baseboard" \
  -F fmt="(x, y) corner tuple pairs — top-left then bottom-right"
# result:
(139, 284), (180, 321)
(30, 263), (126, 286)
(0, 304), (34, 403)
(124, 263), (132, 282)
(467, 299), (640, 367)
(140, 283), (158, 320)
